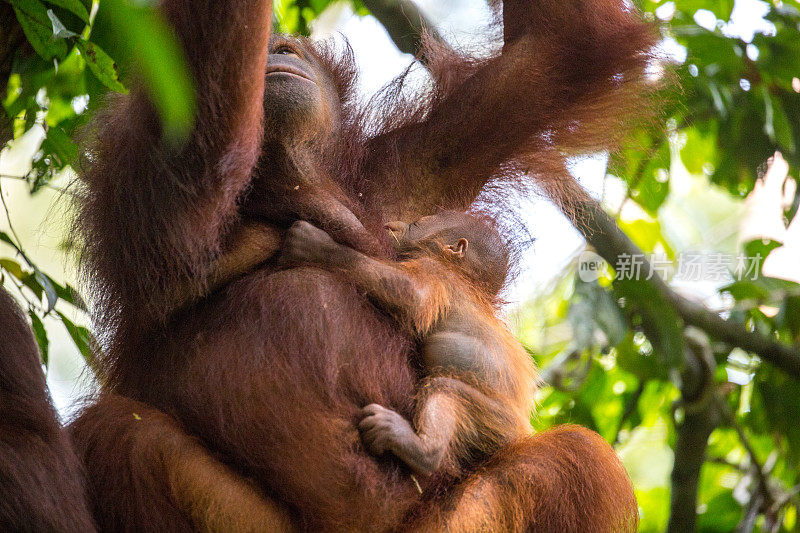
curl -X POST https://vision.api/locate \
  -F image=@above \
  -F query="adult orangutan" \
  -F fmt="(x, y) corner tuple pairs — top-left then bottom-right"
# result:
(56, 0), (658, 530)
(0, 288), (95, 532)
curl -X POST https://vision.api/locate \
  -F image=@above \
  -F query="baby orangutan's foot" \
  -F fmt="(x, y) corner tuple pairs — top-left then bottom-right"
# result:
(358, 404), (443, 477)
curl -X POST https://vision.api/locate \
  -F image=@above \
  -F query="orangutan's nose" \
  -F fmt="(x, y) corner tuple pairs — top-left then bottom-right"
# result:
(384, 221), (406, 233)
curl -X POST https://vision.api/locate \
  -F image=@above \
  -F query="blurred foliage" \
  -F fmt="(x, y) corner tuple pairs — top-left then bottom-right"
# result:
(522, 0), (800, 524)
(2, 0), (800, 531)
(612, 0), (800, 205)
(274, 0), (369, 35)
(537, 1), (800, 529)
(1, 0), (194, 366)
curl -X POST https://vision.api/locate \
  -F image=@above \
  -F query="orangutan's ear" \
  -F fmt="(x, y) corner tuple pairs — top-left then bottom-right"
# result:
(446, 238), (469, 258)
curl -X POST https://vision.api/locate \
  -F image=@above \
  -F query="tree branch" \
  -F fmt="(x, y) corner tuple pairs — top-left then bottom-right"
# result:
(667, 330), (721, 533)
(667, 404), (717, 531)
(570, 193), (800, 378)
(671, 297), (800, 377)
(361, 0), (444, 60)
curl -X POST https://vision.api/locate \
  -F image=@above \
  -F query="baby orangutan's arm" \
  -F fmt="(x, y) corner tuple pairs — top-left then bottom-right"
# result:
(278, 220), (450, 333)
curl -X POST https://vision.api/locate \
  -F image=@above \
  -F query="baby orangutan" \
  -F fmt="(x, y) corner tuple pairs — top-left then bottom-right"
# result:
(279, 211), (538, 479)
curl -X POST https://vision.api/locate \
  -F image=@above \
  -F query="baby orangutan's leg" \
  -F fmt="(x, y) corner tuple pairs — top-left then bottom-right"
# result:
(358, 376), (512, 479)
(358, 394), (461, 478)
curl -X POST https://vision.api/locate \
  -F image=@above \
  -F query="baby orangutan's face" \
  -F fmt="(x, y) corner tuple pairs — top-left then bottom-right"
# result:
(385, 215), (440, 251)
(384, 213), (469, 258)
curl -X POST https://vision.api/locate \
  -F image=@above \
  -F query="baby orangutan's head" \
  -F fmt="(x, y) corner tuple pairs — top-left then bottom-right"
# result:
(385, 211), (510, 295)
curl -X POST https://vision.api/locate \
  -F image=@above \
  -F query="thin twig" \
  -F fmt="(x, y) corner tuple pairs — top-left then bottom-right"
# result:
(1, 267), (42, 314)
(707, 456), (747, 472)
(1, 173), (72, 195)
(717, 396), (774, 511)
(0, 179), (25, 250)
(613, 381), (645, 445)
(770, 484), (800, 515)
(0, 180), (41, 277)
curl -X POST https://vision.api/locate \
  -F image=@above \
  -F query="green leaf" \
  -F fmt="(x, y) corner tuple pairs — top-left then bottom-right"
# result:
(274, 0), (303, 34)
(19, 272), (43, 301)
(614, 278), (685, 371)
(757, 368), (800, 464)
(93, 0), (195, 143)
(10, 0), (69, 60)
(618, 218), (673, 257)
(682, 31), (742, 75)
(680, 124), (718, 175)
(634, 487), (670, 532)
(42, 125), (79, 168)
(719, 280), (771, 301)
(0, 258), (25, 280)
(742, 239), (782, 273)
(569, 278), (628, 348)
(44, 273), (87, 311)
(770, 94), (795, 153)
(44, 0), (91, 24)
(616, 333), (669, 380)
(696, 482), (742, 531)
(76, 40), (128, 94)
(777, 295), (800, 339)
(675, 0), (735, 21)
(351, 0), (369, 16)
(58, 310), (97, 367)
(28, 310), (50, 366)
(628, 139), (671, 215)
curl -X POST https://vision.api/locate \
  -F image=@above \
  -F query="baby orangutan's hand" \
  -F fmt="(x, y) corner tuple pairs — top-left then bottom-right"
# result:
(278, 220), (340, 267)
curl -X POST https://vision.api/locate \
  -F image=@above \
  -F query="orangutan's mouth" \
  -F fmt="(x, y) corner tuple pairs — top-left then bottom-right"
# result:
(266, 65), (313, 82)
